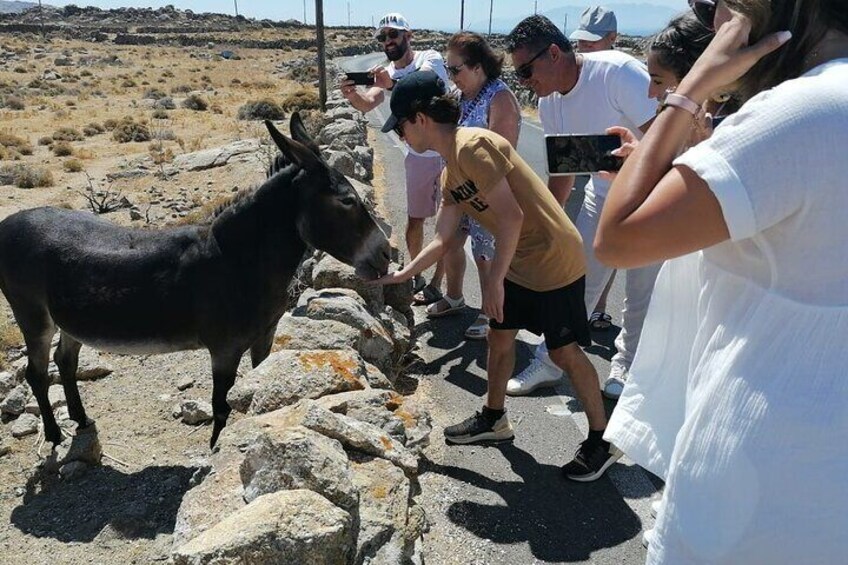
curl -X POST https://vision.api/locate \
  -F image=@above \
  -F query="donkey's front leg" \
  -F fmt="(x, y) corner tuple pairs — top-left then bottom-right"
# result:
(250, 321), (278, 369)
(208, 349), (242, 449)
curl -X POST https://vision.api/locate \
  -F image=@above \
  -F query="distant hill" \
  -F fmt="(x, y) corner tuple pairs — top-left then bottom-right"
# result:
(467, 2), (680, 37)
(0, 1), (40, 14)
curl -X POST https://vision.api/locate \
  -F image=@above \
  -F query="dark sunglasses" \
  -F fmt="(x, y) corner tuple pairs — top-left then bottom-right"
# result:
(393, 118), (407, 138)
(689, 0), (717, 30)
(446, 62), (466, 76)
(376, 29), (403, 43)
(515, 46), (549, 80)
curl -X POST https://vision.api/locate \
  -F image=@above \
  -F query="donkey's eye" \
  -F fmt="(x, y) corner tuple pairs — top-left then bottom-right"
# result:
(339, 195), (357, 206)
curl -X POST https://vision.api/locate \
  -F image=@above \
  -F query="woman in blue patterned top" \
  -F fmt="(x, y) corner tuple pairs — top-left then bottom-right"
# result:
(430, 31), (522, 339)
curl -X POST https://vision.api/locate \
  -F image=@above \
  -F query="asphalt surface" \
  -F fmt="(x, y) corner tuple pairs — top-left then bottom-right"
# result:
(340, 53), (660, 564)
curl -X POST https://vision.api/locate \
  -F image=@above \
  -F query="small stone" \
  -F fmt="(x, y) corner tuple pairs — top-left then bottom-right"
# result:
(53, 424), (102, 466)
(0, 371), (14, 398)
(59, 461), (88, 480)
(11, 413), (40, 438)
(158, 393), (171, 402)
(176, 376), (195, 391)
(1, 383), (29, 416)
(25, 398), (40, 415)
(180, 399), (213, 425)
(48, 384), (67, 409)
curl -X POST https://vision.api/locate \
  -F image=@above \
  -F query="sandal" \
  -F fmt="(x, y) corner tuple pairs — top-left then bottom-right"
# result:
(464, 314), (489, 340)
(589, 311), (612, 331)
(426, 295), (466, 318)
(413, 284), (443, 305)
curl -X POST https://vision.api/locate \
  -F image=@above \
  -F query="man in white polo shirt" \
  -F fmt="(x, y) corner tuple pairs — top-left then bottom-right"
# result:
(505, 14), (660, 400)
(341, 13), (449, 304)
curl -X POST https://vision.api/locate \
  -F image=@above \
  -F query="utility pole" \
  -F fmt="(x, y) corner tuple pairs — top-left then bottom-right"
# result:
(460, 0), (465, 30)
(534, 1), (538, 15)
(564, 13), (567, 34)
(488, 0), (493, 36)
(233, 0), (238, 17)
(303, 0), (307, 25)
(347, 1), (351, 26)
(38, 0), (43, 37)
(316, 0), (327, 112)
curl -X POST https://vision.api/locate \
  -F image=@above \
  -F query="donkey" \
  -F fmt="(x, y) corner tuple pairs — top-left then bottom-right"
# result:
(0, 113), (391, 448)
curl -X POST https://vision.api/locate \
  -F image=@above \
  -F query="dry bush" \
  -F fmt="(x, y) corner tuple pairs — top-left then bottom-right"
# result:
(238, 98), (285, 121)
(80, 69), (92, 77)
(63, 158), (83, 172)
(52, 141), (74, 156)
(182, 94), (208, 111)
(281, 88), (319, 112)
(152, 108), (168, 119)
(0, 164), (54, 188)
(112, 117), (151, 143)
(121, 78), (137, 88)
(52, 126), (84, 141)
(83, 122), (105, 136)
(171, 84), (192, 94)
(154, 97), (175, 109)
(103, 118), (119, 130)
(4, 96), (25, 110)
(38, 136), (53, 146)
(143, 87), (167, 100)
(0, 132), (33, 156)
(13, 66), (26, 73)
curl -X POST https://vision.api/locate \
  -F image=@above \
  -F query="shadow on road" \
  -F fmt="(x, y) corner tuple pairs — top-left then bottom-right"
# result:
(423, 444), (643, 562)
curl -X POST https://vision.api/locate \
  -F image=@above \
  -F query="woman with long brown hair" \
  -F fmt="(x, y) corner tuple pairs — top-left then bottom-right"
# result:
(597, 0), (848, 561)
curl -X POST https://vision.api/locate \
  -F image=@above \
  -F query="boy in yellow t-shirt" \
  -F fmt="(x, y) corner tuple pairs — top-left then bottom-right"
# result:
(373, 71), (621, 482)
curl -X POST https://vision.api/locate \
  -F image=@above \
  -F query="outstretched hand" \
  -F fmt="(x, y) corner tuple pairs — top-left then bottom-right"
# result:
(369, 269), (412, 287)
(598, 126), (640, 182)
(678, 12), (791, 104)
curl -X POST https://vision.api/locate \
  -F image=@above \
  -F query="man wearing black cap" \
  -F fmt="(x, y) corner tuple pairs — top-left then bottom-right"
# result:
(374, 70), (622, 483)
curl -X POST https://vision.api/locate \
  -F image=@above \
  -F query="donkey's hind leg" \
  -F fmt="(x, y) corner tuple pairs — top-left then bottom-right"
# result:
(250, 322), (277, 368)
(10, 301), (61, 443)
(54, 331), (92, 430)
(208, 348), (242, 449)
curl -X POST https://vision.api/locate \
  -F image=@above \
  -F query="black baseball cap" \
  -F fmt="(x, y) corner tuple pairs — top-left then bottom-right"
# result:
(380, 70), (448, 133)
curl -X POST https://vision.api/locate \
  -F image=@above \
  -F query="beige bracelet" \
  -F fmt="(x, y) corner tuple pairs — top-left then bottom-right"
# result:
(661, 91), (701, 117)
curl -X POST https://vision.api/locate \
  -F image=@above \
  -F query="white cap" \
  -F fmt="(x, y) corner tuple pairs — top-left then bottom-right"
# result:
(569, 6), (617, 42)
(373, 13), (411, 38)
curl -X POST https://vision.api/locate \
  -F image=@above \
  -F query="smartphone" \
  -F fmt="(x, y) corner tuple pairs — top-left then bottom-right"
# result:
(545, 134), (623, 176)
(711, 115), (728, 128)
(345, 72), (374, 86)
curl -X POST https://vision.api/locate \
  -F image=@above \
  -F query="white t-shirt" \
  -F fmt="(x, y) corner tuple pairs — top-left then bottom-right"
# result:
(674, 58), (848, 305)
(539, 50), (656, 198)
(389, 49), (448, 158)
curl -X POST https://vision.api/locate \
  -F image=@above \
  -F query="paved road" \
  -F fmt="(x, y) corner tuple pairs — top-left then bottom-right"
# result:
(339, 53), (660, 564)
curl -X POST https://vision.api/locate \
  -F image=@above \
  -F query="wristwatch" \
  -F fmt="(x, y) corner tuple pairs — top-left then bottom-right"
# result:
(660, 89), (700, 117)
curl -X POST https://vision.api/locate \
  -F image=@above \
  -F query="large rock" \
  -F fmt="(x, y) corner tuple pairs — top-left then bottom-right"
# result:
(172, 490), (354, 565)
(240, 425), (358, 512)
(312, 253), (384, 309)
(172, 139), (261, 172)
(227, 349), (368, 415)
(11, 413), (39, 438)
(351, 455), (413, 564)
(317, 118), (365, 148)
(273, 315), (360, 353)
(13, 347), (114, 383)
(294, 289), (395, 372)
(323, 148), (369, 182)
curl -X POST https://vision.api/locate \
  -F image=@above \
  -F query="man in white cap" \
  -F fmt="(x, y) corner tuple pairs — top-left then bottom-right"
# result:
(570, 6), (618, 52)
(340, 13), (450, 306)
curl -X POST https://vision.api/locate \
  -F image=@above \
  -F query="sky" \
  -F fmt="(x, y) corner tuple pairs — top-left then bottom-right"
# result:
(42, 1), (692, 32)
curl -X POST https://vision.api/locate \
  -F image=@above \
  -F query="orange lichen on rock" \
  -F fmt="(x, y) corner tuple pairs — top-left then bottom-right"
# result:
(379, 435), (393, 451)
(272, 334), (293, 351)
(297, 351), (363, 387)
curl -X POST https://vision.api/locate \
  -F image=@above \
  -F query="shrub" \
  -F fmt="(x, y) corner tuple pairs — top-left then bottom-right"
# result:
(80, 69), (92, 77)
(38, 136), (53, 146)
(182, 94), (208, 111)
(237, 98), (285, 121)
(121, 78), (137, 88)
(0, 132), (33, 155)
(154, 96), (175, 109)
(103, 118), (119, 130)
(171, 84), (192, 94)
(65, 99), (76, 107)
(63, 159), (83, 172)
(151, 108), (168, 119)
(83, 122), (105, 136)
(4, 96), (24, 110)
(112, 117), (151, 143)
(143, 87), (167, 100)
(281, 88), (319, 112)
(1, 164), (54, 188)
(52, 127), (84, 141)
(13, 66), (27, 73)
(52, 141), (74, 156)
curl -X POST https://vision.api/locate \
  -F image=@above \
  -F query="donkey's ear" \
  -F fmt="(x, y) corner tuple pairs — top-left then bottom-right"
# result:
(289, 111), (322, 156)
(265, 120), (319, 169)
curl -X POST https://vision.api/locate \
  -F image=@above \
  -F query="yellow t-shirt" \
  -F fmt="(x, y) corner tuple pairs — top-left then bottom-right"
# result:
(440, 127), (586, 292)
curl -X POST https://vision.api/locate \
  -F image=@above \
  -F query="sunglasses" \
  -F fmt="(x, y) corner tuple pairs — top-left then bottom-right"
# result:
(376, 29), (403, 43)
(689, 0), (717, 30)
(515, 46), (549, 80)
(393, 117), (407, 138)
(446, 62), (466, 76)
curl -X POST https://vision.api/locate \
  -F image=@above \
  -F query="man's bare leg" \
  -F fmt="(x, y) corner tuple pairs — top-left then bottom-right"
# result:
(548, 342), (607, 431)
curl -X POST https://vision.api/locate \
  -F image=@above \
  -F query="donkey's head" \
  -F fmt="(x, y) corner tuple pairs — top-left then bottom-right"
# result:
(265, 114), (390, 280)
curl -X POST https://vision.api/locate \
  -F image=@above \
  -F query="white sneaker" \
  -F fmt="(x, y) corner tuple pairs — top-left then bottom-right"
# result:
(641, 528), (655, 549)
(602, 364), (629, 400)
(506, 357), (562, 395)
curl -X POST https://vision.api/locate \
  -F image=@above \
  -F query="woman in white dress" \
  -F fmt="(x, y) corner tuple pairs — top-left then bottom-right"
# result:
(595, 0), (848, 563)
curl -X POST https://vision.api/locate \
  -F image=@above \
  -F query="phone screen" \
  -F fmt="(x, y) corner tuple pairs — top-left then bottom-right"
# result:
(545, 134), (623, 176)
(345, 72), (374, 86)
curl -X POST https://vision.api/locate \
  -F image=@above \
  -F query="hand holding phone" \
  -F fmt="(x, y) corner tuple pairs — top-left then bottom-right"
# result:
(345, 71), (375, 86)
(545, 134), (624, 176)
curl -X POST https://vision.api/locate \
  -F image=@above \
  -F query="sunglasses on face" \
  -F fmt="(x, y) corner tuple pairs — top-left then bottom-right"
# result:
(515, 46), (549, 80)
(446, 62), (466, 76)
(393, 118), (407, 138)
(376, 29), (403, 43)
(689, 0), (717, 30)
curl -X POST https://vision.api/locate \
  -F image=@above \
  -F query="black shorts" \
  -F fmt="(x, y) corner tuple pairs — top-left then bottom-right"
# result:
(490, 277), (591, 350)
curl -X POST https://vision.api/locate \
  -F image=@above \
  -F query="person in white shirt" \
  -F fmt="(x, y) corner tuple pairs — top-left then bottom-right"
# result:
(341, 12), (449, 305)
(504, 15), (657, 399)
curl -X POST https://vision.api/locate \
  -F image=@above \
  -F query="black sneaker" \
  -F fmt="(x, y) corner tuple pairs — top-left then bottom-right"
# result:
(444, 410), (514, 445)
(562, 438), (622, 482)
